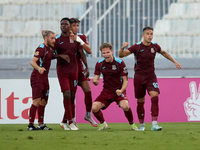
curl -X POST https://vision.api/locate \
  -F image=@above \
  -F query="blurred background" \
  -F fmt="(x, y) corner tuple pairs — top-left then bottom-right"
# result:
(0, 0), (199, 78)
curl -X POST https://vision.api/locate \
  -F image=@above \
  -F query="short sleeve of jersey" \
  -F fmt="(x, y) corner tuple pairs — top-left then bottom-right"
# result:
(128, 44), (138, 54)
(94, 61), (101, 75)
(80, 34), (89, 45)
(119, 61), (128, 77)
(34, 47), (44, 59)
(155, 43), (161, 53)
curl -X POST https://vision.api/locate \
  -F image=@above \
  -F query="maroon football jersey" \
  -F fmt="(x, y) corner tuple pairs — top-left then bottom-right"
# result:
(128, 42), (161, 75)
(94, 57), (128, 92)
(77, 33), (89, 72)
(54, 34), (82, 74)
(31, 43), (52, 78)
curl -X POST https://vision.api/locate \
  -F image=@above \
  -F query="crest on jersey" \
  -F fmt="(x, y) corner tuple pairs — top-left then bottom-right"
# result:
(112, 65), (117, 70)
(151, 48), (155, 53)
(34, 51), (39, 56)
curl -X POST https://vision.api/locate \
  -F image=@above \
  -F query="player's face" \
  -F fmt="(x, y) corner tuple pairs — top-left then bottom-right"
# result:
(70, 23), (79, 35)
(142, 29), (153, 43)
(101, 47), (113, 62)
(60, 20), (70, 34)
(47, 33), (56, 48)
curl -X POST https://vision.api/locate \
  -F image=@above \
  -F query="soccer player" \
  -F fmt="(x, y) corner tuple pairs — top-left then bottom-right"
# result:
(28, 30), (55, 130)
(118, 27), (182, 131)
(92, 42), (138, 131)
(53, 18), (89, 130)
(60, 18), (97, 127)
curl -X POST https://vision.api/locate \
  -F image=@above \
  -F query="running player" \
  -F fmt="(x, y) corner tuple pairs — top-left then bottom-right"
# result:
(59, 18), (97, 127)
(53, 18), (89, 130)
(28, 30), (55, 130)
(118, 26), (181, 131)
(92, 42), (138, 131)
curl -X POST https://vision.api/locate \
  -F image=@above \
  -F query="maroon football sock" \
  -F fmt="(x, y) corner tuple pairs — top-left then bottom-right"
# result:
(151, 96), (159, 121)
(62, 112), (67, 123)
(71, 100), (75, 119)
(93, 110), (105, 124)
(124, 107), (134, 125)
(29, 104), (38, 124)
(63, 99), (72, 123)
(38, 105), (45, 125)
(137, 101), (145, 124)
(85, 91), (92, 112)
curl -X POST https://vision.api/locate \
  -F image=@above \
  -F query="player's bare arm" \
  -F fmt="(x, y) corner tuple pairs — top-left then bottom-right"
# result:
(93, 75), (100, 86)
(70, 34), (92, 54)
(52, 54), (70, 63)
(159, 50), (181, 69)
(30, 57), (46, 74)
(116, 75), (128, 96)
(79, 49), (89, 78)
(118, 42), (131, 58)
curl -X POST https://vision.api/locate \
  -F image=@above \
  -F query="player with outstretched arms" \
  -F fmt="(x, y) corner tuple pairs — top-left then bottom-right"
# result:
(118, 26), (181, 131)
(92, 42), (138, 131)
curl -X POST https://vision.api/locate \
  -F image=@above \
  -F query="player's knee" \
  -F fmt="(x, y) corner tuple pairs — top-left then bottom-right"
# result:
(137, 97), (145, 102)
(121, 104), (129, 111)
(92, 103), (100, 113)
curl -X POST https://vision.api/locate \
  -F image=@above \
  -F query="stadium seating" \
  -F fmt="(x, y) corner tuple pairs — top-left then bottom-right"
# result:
(0, 21), (5, 36)
(0, 5), (20, 21)
(168, 20), (189, 36)
(18, 5), (38, 21)
(186, 20), (200, 36)
(19, 21), (41, 37)
(164, 3), (186, 19)
(37, 4), (57, 20)
(0, 37), (9, 57)
(177, 0), (195, 2)
(41, 20), (60, 35)
(153, 20), (171, 36)
(183, 3), (200, 19)
(192, 36), (200, 56)
(4, 21), (24, 37)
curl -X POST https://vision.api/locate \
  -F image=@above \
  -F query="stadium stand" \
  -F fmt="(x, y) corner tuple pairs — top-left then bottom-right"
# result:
(4, 21), (24, 37)
(163, 3), (186, 19)
(0, 5), (20, 21)
(19, 21), (41, 37)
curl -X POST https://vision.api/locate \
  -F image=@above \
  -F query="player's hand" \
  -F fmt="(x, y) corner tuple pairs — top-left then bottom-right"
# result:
(116, 89), (122, 96)
(38, 67), (46, 74)
(60, 54), (70, 63)
(175, 62), (181, 70)
(84, 67), (89, 78)
(70, 34), (77, 42)
(122, 42), (129, 49)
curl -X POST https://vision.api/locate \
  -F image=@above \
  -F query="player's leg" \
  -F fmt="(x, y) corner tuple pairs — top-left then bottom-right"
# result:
(37, 94), (52, 130)
(92, 101), (107, 131)
(149, 91), (162, 131)
(147, 74), (162, 131)
(137, 97), (145, 131)
(80, 80), (97, 127)
(28, 97), (41, 130)
(58, 74), (77, 130)
(119, 100), (138, 131)
(134, 73), (146, 131)
(67, 73), (79, 130)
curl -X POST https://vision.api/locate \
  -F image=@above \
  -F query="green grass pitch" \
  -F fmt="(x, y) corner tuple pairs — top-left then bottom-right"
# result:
(0, 122), (200, 150)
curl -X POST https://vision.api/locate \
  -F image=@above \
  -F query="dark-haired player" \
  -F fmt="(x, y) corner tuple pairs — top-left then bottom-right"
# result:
(92, 42), (138, 131)
(53, 18), (89, 130)
(61, 17), (97, 127)
(119, 27), (181, 131)
(28, 30), (55, 130)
